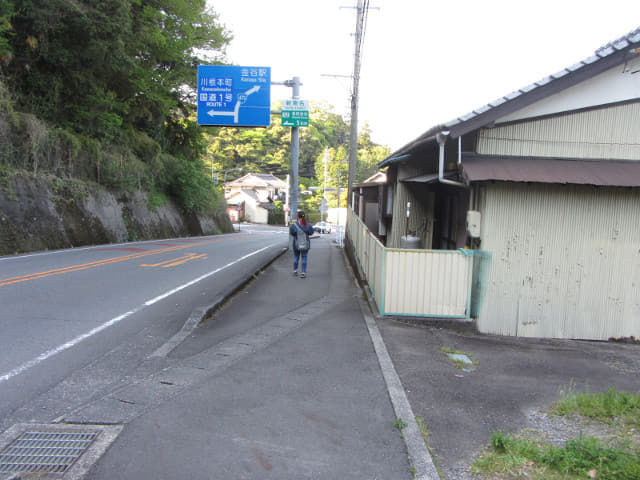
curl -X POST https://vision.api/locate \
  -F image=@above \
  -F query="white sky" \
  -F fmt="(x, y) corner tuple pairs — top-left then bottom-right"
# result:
(206, 0), (640, 152)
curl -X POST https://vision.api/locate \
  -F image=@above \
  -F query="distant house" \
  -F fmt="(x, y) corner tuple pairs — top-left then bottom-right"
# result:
(225, 173), (288, 224)
(352, 27), (640, 340)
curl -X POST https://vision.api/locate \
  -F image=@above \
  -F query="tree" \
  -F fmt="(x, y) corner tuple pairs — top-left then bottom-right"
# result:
(313, 145), (348, 209)
(2, 0), (230, 150)
(0, 0), (14, 64)
(357, 122), (390, 182)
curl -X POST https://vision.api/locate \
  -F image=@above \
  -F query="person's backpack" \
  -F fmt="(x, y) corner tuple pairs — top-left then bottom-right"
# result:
(294, 223), (309, 251)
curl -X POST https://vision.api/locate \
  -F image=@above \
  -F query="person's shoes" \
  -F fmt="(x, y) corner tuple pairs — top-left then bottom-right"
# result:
(293, 270), (298, 276)
(300, 272), (306, 278)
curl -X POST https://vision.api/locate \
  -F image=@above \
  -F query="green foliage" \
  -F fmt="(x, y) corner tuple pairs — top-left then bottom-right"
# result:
(206, 102), (388, 184)
(476, 390), (640, 480)
(553, 387), (640, 426)
(393, 418), (408, 431)
(543, 436), (640, 480)
(0, 1), (390, 217)
(357, 122), (390, 181)
(162, 154), (219, 214)
(0, 1), (230, 214)
(0, 0), (14, 64)
(3, 0), (229, 149)
(478, 431), (640, 480)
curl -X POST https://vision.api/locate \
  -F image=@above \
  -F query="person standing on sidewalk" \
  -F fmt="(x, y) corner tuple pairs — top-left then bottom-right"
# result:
(289, 210), (314, 278)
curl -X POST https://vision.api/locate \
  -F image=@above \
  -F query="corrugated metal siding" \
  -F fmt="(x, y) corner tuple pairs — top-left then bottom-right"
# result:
(477, 102), (640, 159)
(383, 249), (471, 317)
(477, 183), (640, 339)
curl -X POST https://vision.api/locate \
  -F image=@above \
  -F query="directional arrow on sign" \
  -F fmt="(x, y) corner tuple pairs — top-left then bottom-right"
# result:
(207, 86), (262, 124)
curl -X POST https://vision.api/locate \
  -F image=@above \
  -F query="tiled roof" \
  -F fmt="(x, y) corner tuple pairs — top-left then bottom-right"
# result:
(228, 173), (288, 188)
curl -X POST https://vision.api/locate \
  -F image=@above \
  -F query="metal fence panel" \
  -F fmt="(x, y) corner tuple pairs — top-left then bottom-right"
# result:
(383, 249), (471, 317)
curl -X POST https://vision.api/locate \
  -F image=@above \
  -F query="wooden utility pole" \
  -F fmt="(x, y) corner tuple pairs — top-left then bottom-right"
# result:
(347, 0), (365, 207)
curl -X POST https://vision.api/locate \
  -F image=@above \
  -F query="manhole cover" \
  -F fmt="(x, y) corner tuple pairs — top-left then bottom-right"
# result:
(0, 424), (122, 479)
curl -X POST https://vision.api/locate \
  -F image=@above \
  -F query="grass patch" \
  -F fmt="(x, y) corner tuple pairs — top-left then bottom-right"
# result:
(473, 388), (640, 480)
(553, 387), (640, 428)
(475, 432), (640, 479)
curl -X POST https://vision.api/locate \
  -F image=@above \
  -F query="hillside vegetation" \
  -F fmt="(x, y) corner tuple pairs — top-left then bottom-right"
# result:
(0, 1), (389, 253)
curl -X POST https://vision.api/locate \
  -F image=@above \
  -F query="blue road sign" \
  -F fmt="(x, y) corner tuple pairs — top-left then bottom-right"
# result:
(197, 65), (271, 127)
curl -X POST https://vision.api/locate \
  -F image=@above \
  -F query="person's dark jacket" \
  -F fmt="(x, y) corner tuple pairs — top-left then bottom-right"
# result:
(289, 221), (314, 251)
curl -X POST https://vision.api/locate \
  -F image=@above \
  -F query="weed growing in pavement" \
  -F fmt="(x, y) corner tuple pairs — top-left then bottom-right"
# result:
(472, 388), (640, 480)
(416, 416), (429, 443)
(393, 418), (407, 431)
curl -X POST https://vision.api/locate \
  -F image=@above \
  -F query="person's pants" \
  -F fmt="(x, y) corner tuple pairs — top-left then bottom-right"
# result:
(293, 249), (308, 273)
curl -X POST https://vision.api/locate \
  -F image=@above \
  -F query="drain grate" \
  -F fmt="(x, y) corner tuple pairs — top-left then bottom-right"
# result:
(0, 430), (98, 474)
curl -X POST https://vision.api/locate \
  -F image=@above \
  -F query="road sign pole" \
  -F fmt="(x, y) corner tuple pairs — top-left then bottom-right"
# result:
(272, 76), (303, 224)
(286, 77), (301, 224)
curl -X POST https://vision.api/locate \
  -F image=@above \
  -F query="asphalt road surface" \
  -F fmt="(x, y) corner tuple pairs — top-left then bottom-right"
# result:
(0, 226), (287, 429)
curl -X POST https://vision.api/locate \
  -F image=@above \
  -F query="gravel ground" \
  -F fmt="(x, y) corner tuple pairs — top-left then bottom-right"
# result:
(376, 318), (640, 480)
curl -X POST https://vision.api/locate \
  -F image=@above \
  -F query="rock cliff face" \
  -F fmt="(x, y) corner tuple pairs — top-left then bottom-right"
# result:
(0, 173), (233, 255)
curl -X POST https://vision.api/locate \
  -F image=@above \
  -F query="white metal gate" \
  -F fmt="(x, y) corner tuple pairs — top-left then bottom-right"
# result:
(347, 210), (473, 318)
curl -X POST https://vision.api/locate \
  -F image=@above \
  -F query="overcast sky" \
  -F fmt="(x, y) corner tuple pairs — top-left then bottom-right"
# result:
(206, 0), (640, 152)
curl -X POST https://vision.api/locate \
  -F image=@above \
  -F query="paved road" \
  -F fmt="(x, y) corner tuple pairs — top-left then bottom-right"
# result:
(0, 226), (287, 428)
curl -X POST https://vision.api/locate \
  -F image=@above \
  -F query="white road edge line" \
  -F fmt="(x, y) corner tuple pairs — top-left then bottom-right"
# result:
(0, 245), (274, 384)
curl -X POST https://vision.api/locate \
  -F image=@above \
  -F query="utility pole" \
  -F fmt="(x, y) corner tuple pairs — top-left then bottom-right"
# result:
(347, 0), (365, 208)
(322, 148), (328, 223)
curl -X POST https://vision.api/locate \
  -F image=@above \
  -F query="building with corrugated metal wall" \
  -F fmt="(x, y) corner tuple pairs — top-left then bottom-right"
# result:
(370, 27), (640, 340)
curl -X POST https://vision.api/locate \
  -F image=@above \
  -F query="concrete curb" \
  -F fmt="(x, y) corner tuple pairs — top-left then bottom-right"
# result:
(339, 245), (440, 479)
(358, 298), (440, 480)
(150, 246), (288, 358)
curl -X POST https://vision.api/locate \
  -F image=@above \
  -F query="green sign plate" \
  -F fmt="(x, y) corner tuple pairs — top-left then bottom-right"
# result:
(282, 99), (309, 127)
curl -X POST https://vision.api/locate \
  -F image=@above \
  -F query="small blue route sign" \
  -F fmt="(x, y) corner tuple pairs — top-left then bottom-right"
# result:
(197, 65), (271, 127)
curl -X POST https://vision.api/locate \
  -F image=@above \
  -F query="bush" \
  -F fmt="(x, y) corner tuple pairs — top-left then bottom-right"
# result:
(162, 155), (219, 214)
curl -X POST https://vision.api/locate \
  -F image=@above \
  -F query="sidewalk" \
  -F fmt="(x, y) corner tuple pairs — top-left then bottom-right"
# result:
(16, 230), (638, 480)
(79, 235), (423, 479)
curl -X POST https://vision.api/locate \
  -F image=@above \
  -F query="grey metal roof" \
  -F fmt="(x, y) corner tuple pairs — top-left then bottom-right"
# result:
(462, 154), (640, 187)
(381, 26), (640, 167)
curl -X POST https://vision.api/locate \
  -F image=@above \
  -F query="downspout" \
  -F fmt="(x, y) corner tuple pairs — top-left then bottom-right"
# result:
(436, 130), (467, 188)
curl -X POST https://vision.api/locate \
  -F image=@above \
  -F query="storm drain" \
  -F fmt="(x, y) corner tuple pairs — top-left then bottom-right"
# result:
(0, 430), (97, 474)
(0, 424), (122, 479)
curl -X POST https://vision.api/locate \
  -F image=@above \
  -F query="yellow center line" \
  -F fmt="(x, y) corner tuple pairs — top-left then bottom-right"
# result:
(0, 238), (232, 287)
(140, 253), (198, 268)
(161, 253), (208, 268)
